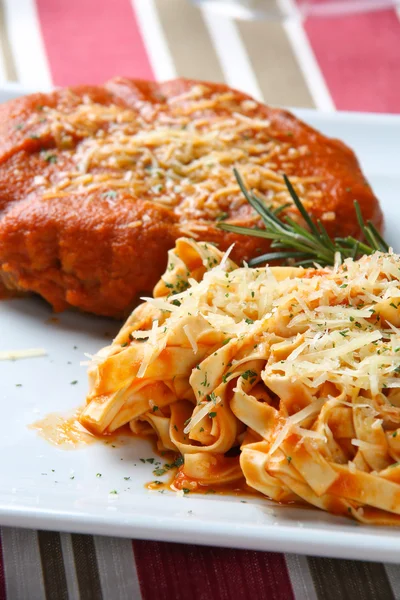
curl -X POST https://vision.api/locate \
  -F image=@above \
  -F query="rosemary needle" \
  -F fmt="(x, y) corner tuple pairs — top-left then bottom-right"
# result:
(218, 169), (389, 268)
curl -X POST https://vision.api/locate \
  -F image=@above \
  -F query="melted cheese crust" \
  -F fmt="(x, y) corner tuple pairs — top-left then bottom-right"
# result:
(0, 78), (383, 318)
(31, 84), (321, 232)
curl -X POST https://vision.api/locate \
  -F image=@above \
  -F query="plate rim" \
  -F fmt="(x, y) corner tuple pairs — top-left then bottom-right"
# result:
(1, 84), (400, 561)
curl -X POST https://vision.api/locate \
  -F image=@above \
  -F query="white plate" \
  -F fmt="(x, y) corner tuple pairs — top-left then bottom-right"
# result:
(1, 86), (400, 563)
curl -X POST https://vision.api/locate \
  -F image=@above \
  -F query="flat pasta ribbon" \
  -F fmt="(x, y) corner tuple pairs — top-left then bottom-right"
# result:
(81, 239), (400, 523)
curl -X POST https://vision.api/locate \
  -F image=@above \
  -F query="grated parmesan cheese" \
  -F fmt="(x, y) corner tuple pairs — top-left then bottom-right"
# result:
(348, 461), (356, 473)
(0, 348), (47, 360)
(130, 248), (400, 405)
(183, 325), (198, 354)
(29, 86), (322, 225)
(351, 439), (381, 451)
(83, 241), (400, 522)
(184, 395), (222, 435)
(268, 398), (327, 457)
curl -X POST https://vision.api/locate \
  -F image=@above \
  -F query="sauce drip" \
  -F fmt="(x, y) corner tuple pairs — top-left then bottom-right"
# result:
(30, 412), (95, 448)
(31, 412), (143, 448)
(31, 413), (300, 505)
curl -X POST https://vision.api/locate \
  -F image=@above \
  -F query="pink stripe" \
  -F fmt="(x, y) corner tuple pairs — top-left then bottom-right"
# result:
(0, 532), (5, 600)
(36, 0), (154, 86)
(132, 541), (294, 600)
(304, 8), (400, 113)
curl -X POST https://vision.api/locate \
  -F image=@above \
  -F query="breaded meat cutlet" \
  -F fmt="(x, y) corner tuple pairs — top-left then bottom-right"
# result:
(0, 77), (383, 317)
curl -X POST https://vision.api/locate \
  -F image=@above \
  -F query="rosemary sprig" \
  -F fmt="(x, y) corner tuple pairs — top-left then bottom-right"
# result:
(218, 169), (389, 268)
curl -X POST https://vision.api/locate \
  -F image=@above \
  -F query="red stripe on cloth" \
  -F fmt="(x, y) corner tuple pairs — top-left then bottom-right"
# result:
(133, 541), (294, 600)
(35, 0), (154, 86)
(0, 533), (6, 600)
(304, 9), (400, 113)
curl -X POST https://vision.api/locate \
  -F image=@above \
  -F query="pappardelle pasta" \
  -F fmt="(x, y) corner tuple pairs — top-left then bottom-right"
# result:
(80, 238), (400, 524)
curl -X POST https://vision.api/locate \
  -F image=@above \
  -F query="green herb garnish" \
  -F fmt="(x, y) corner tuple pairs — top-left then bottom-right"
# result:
(242, 369), (257, 380)
(218, 169), (388, 268)
(43, 153), (57, 164)
(173, 455), (184, 468)
(102, 190), (117, 199)
(222, 372), (232, 384)
(153, 468), (166, 476)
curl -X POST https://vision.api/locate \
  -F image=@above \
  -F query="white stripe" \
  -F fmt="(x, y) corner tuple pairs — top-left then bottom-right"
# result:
(1, 527), (46, 600)
(132, 0), (177, 81)
(2, 0), (52, 90)
(278, 0), (335, 112)
(285, 554), (318, 600)
(94, 536), (142, 600)
(60, 533), (80, 600)
(201, 7), (264, 102)
(0, 44), (8, 84)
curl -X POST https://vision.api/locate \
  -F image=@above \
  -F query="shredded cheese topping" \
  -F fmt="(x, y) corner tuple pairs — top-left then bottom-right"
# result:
(29, 84), (322, 227)
(0, 348), (47, 360)
(133, 247), (400, 395)
(81, 238), (400, 525)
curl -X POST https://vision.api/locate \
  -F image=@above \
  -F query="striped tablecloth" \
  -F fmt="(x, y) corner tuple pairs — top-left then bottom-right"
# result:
(1, 1), (400, 599)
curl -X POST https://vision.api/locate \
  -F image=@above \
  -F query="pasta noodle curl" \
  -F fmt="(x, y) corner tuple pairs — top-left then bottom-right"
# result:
(81, 238), (400, 524)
